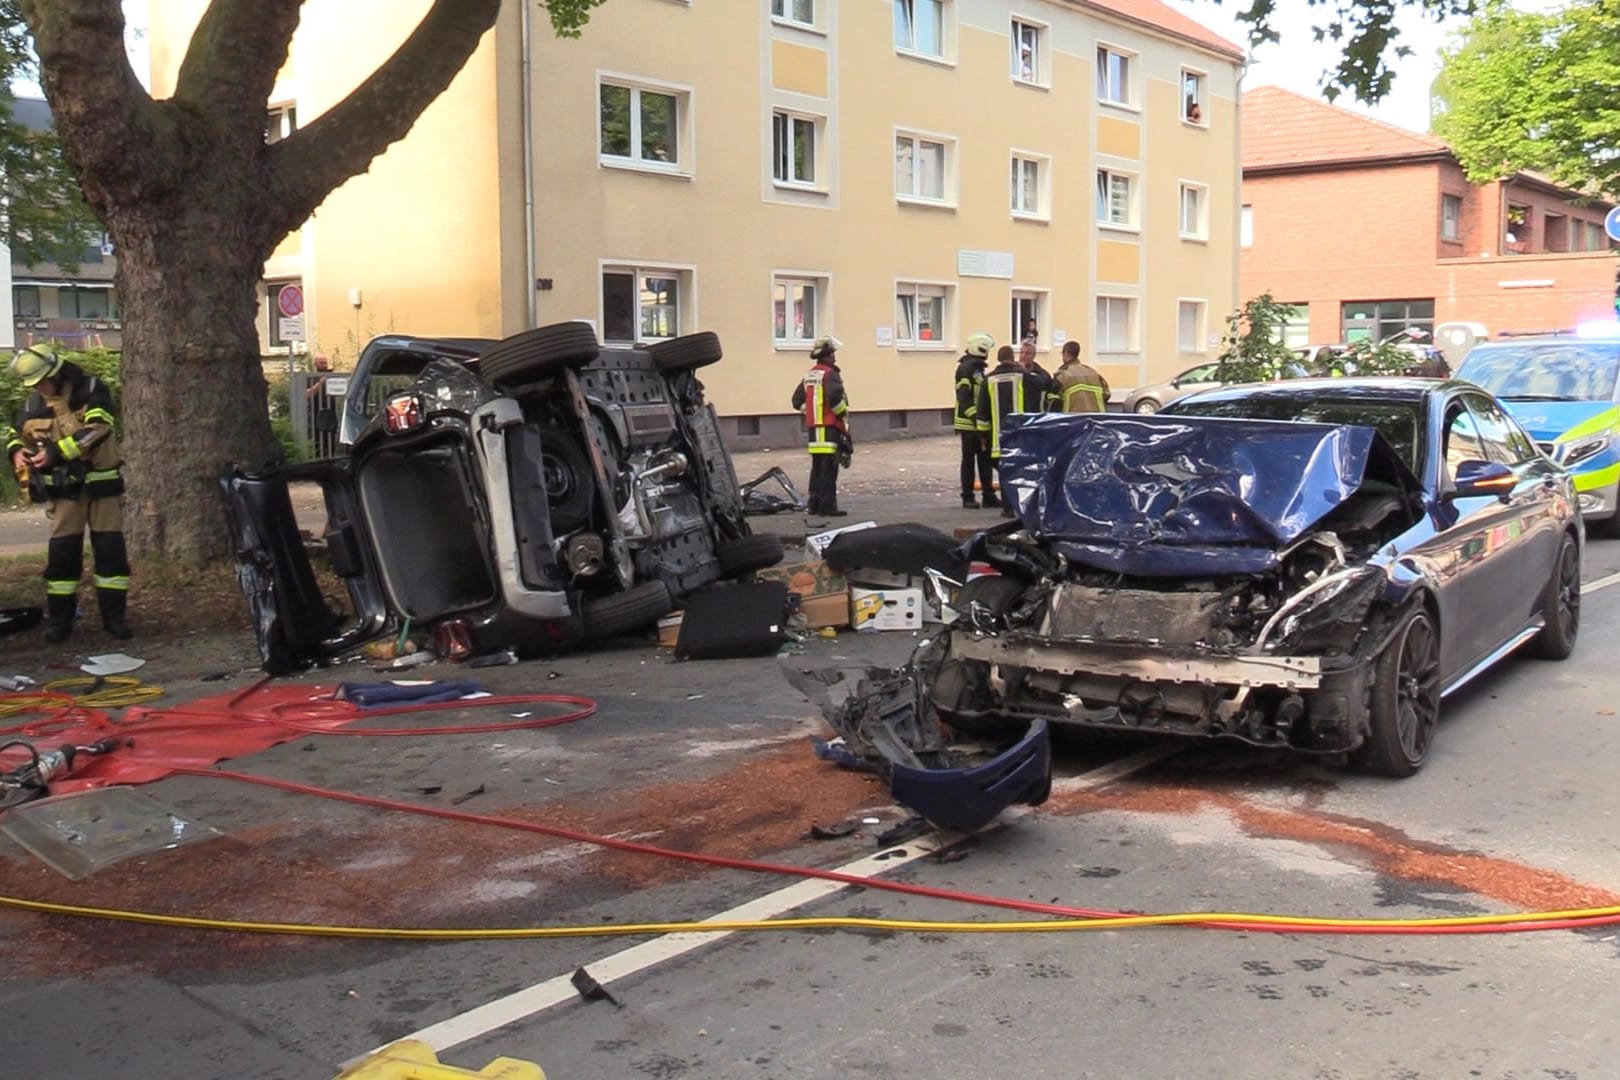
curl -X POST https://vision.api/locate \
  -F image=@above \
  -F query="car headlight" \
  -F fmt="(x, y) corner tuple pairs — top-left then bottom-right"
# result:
(1558, 434), (1611, 467)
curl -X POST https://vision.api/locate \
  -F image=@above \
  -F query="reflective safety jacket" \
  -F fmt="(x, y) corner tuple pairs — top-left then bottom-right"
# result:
(790, 361), (849, 455)
(981, 361), (1054, 459)
(2, 361), (123, 502)
(1051, 360), (1110, 413)
(953, 356), (989, 433)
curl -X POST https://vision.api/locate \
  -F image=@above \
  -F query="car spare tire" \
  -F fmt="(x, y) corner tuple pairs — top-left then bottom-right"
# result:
(716, 534), (785, 577)
(479, 322), (600, 386)
(648, 331), (723, 373)
(539, 429), (596, 534)
(582, 580), (674, 641)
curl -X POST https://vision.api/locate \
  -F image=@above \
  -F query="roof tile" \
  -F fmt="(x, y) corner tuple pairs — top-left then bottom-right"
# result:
(1242, 85), (1450, 169)
(1080, 0), (1244, 59)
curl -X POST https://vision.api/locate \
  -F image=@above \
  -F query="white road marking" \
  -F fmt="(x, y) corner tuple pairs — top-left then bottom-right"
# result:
(370, 743), (1177, 1059)
(1583, 569), (1620, 594)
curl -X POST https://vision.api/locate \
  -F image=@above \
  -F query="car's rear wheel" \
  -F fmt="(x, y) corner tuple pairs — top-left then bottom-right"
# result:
(538, 430), (595, 534)
(1528, 532), (1580, 660)
(716, 534), (785, 577)
(1350, 607), (1441, 778)
(648, 331), (723, 373)
(1133, 399), (1159, 415)
(582, 580), (674, 641)
(479, 322), (599, 386)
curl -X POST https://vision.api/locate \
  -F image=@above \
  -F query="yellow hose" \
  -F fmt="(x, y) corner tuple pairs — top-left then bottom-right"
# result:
(2, 893), (1618, 939)
(42, 675), (165, 708)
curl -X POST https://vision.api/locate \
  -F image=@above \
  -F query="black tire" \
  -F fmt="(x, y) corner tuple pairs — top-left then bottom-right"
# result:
(1529, 532), (1580, 660)
(582, 580), (674, 640)
(1350, 607), (1441, 778)
(1133, 398), (1160, 415)
(954, 574), (1025, 630)
(716, 534), (785, 577)
(538, 429), (596, 534)
(648, 331), (723, 373)
(479, 322), (599, 386)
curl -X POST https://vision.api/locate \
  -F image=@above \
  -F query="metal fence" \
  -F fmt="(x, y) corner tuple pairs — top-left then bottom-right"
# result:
(288, 371), (349, 460)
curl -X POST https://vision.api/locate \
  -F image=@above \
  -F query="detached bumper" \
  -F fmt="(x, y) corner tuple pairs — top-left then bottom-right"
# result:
(890, 719), (1051, 833)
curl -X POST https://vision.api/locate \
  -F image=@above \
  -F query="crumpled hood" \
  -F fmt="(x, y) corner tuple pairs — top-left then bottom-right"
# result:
(1495, 400), (1616, 443)
(998, 413), (1421, 576)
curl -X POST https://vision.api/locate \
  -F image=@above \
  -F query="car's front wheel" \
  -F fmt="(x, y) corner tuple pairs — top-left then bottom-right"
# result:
(1528, 532), (1580, 660)
(1133, 399), (1160, 415)
(648, 331), (724, 373)
(716, 534), (785, 577)
(480, 322), (600, 386)
(582, 580), (674, 641)
(1350, 606), (1441, 778)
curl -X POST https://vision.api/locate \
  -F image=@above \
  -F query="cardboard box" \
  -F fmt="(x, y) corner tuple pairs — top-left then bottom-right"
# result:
(844, 567), (917, 590)
(850, 586), (924, 632)
(806, 520), (877, 558)
(799, 593), (850, 630)
(657, 611), (684, 647)
(754, 559), (850, 629)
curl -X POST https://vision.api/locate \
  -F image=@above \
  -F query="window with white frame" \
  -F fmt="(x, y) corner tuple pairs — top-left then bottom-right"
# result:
(1096, 45), (1132, 106)
(599, 77), (688, 171)
(1179, 183), (1207, 239)
(266, 104), (297, 144)
(1011, 153), (1047, 218)
(1095, 168), (1135, 228)
(772, 110), (820, 187)
(1178, 300), (1207, 353)
(894, 0), (946, 59)
(1181, 69), (1206, 124)
(773, 274), (826, 345)
(895, 281), (951, 347)
(1011, 18), (1044, 84)
(1011, 290), (1047, 345)
(771, 0), (815, 28)
(896, 131), (952, 203)
(602, 266), (689, 344)
(1441, 194), (1462, 242)
(1241, 204), (1254, 247)
(1095, 295), (1136, 352)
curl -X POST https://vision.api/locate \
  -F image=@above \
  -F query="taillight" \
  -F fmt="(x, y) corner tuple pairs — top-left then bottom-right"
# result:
(383, 393), (423, 434)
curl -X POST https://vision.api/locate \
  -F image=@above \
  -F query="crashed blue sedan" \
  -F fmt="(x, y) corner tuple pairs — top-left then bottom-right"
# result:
(933, 379), (1580, 777)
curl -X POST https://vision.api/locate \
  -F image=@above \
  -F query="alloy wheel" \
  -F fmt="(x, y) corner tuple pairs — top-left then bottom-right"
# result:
(1395, 613), (1442, 760)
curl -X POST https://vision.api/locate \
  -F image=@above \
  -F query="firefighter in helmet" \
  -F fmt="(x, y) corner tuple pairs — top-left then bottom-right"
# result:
(981, 343), (1054, 518)
(790, 335), (851, 518)
(3, 345), (131, 641)
(954, 331), (998, 509)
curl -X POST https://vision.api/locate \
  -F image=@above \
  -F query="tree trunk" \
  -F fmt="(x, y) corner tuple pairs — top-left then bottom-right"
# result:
(112, 206), (280, 565)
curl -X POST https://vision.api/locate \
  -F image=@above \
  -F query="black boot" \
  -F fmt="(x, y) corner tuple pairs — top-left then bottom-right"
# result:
(981, 494), (1002, 509)
(42, 594), (75, 644)
(961, 495), (979, 509)
(97, 588), (132, 640)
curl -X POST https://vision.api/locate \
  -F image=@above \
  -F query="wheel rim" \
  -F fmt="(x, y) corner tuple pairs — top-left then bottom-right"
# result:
(1135, 400), (1158, 414)
(1554, 542), (1580, 640)
(1395, 613), (1441, 760)
(541, 448), (579, 508)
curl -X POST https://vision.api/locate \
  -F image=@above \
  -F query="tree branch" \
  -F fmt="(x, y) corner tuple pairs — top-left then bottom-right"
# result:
(18, 0), (164, 209)
(263, 0), (500, 239)
(174, 0), (302, 125)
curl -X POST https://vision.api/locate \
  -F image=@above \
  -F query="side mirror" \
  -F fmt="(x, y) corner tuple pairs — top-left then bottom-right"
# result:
(1170, 378), (1182, 389)
(1450, 459), (1514, 500)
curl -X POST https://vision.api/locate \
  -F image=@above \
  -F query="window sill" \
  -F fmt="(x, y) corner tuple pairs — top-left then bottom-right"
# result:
(1098, 99), (1141, 115)
(1098, 222), (1141, 236)
(1012, 211), (1050, 224)
(599, 157), (694, 180)
(897, 195), (957, 211)
(774, 341), (815, 352)
(773, 180), (829, 196)
(1012, 76), (1050, 92)
(1181, 118), (1208, 130)
(1179, 234), (1208, 244)
(894, 47), (956, 70)
(771, 16), (827, 36)
(896, 343), (954, 352)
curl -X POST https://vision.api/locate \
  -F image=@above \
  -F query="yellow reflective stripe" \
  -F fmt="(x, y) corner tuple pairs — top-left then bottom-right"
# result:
(57, 436), (82, 460)
(86, 469), (121, 481)
(94, 575), (130, 591)
(82, 407), (115, 427)
(1557, 407), (1620, 443)
(1063, 382), (1105, 410)
(1571, 462), (1620, 492)
(45, 579), (78, 596)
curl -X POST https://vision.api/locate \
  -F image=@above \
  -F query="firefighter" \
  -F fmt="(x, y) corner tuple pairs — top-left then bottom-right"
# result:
(3, 345), (131, 642)
(1050, 340), (1110, 412)
(954, 331), (998, 509)
(981, 343), (1054, 518)
(790, 335), (850, 518)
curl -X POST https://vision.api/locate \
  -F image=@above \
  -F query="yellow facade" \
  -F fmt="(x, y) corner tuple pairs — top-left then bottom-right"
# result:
(146, 0), (1240, 424)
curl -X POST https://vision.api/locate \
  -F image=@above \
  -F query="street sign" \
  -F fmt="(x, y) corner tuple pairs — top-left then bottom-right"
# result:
(1605, 206), (1620, 243)
(276, 283), (305, 318)
(278, 317), (305, 343)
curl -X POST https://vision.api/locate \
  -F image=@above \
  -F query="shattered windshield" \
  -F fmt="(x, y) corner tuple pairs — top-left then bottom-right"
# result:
(1457, 342), (1620, 402)
(1168, 396), (1426, 473)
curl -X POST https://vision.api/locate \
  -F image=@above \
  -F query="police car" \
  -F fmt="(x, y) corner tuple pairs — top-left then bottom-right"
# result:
(1456, 321), (1620, 534)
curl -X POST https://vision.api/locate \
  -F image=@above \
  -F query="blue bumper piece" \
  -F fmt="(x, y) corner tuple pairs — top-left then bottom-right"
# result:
(889, 719), (1052, 833)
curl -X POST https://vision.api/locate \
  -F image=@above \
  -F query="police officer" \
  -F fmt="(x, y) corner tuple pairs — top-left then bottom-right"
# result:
(1050, 340), (1110, 412)
(790, 335), (850, 518)
(954, 331), (998, 509)
(982, 343), (1054, 518)
(4, 345), (131, 641)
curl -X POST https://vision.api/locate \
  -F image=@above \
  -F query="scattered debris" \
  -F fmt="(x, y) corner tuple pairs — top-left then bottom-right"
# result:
(80, 653), (146, 676)
(875, 815), (931, 847)
(807, 820), (859, 840)
(740, 466), (806, 515)
(467, 648), (518, 669)
(416, 786), (443, 796)
(449, 784), (486, 806)
(570, 966), (623, 1008)
(0, 607), (42, 638)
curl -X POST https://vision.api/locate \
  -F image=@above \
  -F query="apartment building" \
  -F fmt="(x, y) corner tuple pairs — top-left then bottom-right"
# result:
(149, 0), (1242, 443)
(1242, 86), (1618, 352)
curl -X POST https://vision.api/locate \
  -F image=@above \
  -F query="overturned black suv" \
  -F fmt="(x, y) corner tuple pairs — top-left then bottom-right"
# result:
(222, 323), (784, 673)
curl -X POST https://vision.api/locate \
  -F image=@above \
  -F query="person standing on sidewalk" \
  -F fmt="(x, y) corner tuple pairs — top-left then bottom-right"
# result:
(1050, 340), (1110, 412)
(3, 345), (131, 641)
(982, 343), (1054, 518)
(790, 335), (850, 518)
(954, 331), (998, 509)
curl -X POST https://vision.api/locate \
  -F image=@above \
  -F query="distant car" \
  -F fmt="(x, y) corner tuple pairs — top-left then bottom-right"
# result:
(924, 378), (1580, 777)
(1456, 328), (1620, 533)
(222, 324), (784, 673)
(1124, 359), (1309, 414)
(1294, 343), (1351, 373)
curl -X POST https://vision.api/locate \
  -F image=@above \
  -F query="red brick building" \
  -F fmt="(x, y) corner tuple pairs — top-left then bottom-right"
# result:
(1241, 86), (1618, 355)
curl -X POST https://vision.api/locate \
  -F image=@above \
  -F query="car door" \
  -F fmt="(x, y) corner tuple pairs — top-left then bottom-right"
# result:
(1468, 392), (1564, 633)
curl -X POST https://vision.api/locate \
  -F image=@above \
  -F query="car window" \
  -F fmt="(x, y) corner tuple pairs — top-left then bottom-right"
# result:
(1457, 341), (1620, 402)
(1467, 394), (1536, 465)
(1442, 400), (1487, 482)
(1166, 396), (1425, 473)
(1180, 363), (1218, 383)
